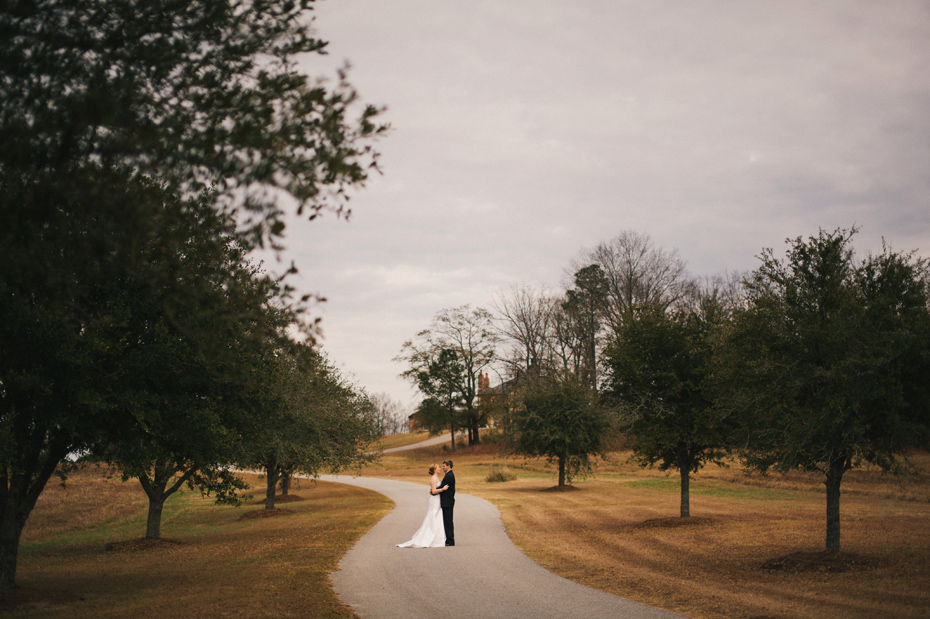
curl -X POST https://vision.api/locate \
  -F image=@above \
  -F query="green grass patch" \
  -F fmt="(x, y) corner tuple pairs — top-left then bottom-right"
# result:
(625, 477), (798, 501)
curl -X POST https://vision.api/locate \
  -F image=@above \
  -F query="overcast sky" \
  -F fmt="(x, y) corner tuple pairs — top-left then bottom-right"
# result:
(262, 0), (930, 409)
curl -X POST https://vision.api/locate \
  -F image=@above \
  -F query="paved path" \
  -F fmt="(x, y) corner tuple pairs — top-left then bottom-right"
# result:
(322, 474), (688, 619)
(380, 433), (454, 454)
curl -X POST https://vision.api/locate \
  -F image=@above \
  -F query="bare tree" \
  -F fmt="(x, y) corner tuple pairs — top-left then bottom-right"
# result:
(368, 392), (410, 436)
(548, 296), (585, 380)
(574, 231), (695, 332)
(492, 284), (555, 381)
(691, 271), (747, 314)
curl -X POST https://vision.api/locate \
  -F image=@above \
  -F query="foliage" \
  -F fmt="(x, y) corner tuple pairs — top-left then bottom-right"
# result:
(0, 169), (269, 580)
(397, 306), (500, 446)
(0, 0), (386, 248)
(410, 348), (464, 451)
(92, 201), (279, 538)
(240, 344), (379, 509)
(485, 465), (518, 483)
(0, 0), (385, 587)
(719, 228), (930, 549)
(604, 300), (731, 517)
(561, 264), (609, 390)
(510, 379), (612, 487)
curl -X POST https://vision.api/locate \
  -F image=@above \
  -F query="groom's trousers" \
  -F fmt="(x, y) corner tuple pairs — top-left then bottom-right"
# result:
(441, 505), (454, 546)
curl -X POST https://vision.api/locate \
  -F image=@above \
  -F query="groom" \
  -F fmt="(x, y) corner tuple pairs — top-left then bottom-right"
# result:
(437, 460), (455, 546)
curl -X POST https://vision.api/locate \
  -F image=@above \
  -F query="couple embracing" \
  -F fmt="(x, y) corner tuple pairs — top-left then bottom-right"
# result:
(396, 460), (455, 548)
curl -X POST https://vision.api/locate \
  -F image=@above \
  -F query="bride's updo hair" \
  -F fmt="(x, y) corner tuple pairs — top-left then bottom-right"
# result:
(428, 464), (440, 475)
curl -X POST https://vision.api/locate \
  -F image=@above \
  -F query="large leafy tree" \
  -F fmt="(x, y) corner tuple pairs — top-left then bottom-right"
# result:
(720, 228), (930, 550)
(0, 171), (270, 583)
(412, 348), (465, 452)
(0, 170), (174, 584)
(1, 0), (385, 245)
(510, 378), (611, 488)
(0, 0), (384, 588)
(96, 205), (277, 539)
(243, 344), (378, 510)
(605, 299), (731, 517)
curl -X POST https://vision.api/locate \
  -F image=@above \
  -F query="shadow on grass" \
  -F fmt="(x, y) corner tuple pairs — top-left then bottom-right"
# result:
(238, 507), (294, 521)
(0, 588), (83, 614)
(761, 550), (881, 573)
(104, 538), (185, 552)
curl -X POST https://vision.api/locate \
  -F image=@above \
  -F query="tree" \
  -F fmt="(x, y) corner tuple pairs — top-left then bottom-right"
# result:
(397, 306), (500, 446)
(575, 231), (694, 332)
(720, 228), (930, 550)
(561, 265), (609, 391)
(414, 349), (465, 452)
(243, 344), (378, 510)
(0, 1), (385, 588)
(409, 397), (451, 437)
(0, 171), (268, 583)
(605, 299), (731, 517)
(368, 393), (410, 436)
(510, 378), (611, 487)
(99, 281), (258, 538)
(492, 284), (555, 382)
(1, 0), (386, 248)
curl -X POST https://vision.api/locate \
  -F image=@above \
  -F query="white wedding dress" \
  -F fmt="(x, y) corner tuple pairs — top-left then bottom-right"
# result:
(396, 490), (446, 548)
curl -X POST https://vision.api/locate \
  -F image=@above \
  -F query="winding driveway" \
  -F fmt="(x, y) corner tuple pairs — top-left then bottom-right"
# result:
(322, 473), (687, 619)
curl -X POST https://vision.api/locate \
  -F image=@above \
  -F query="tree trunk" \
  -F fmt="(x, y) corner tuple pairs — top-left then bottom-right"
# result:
(678, 450), (692, 518)
(265, 466), (279, 510)
(825, 457), (849, 550)
(0, 441), (71, 589)
(145, 495), (166, 539)
(449, 419), (456, 454)
(679, 467), (691, 518)
(558, 455), (566, 487)
(0, 510), (23, 590)
(279, 472), (291, 496)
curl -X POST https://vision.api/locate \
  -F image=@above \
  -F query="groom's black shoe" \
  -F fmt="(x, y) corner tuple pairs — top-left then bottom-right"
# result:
(445, 542), (455, 546)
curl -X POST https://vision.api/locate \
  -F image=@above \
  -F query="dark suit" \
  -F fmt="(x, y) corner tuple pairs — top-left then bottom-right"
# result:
(439, 470), (455, 545)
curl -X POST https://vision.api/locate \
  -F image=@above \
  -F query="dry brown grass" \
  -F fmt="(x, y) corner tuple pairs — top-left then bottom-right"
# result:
(7, 445), (929, 619)
(369, 441), (930, 619)
(2, 467), (392, 618)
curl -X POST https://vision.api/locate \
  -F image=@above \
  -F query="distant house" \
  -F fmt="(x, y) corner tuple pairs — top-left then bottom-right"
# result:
(477, 371), (519, 428)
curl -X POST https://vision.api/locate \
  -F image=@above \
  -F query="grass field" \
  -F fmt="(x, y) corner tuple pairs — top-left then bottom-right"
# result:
(4, 437), (930, 618)
(369, 436), (930, 619)
(2, 468), (391, 618)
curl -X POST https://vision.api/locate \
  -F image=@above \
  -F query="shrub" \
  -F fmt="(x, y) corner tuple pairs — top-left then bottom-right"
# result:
(486, 465), (517, 483)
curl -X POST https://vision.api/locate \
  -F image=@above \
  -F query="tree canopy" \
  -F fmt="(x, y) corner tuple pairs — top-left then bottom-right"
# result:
(0, 0), (385, 588)
(719, 228), (930, 550)
(510, 378), (611, 487)
(0, 0), (386, 246)
(605, 298), (731, 517)
(241, 343), (378, 510)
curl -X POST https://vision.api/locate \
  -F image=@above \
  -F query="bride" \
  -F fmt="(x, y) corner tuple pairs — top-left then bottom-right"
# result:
(396, 463), (446, 548)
